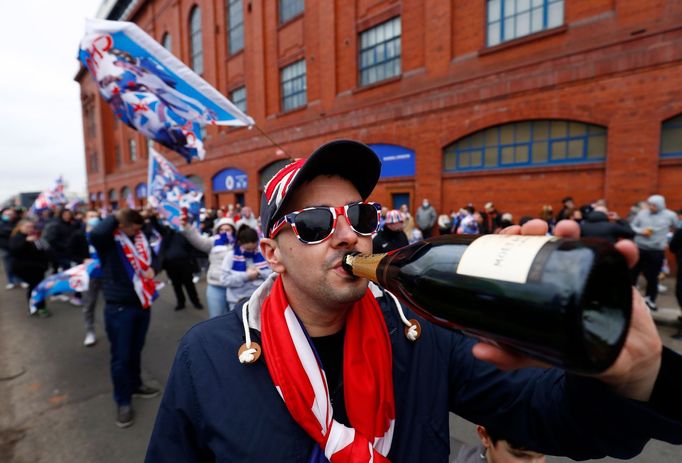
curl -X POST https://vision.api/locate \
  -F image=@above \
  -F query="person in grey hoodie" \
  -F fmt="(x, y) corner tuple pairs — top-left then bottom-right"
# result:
(415, 198), (437, 238)
(630, 194), (678, 310)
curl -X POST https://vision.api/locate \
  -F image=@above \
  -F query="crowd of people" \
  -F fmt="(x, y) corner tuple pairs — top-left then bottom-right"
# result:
(1, 172), (681, 449)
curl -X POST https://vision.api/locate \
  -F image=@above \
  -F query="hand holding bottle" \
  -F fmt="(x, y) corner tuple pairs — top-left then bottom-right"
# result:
(472, 219), (661, 402)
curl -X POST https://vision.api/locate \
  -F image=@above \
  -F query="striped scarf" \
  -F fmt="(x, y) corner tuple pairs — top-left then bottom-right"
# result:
(261, 276), (395, 463)
(231, 244), (267, 272)
(114, 229), (157, 309)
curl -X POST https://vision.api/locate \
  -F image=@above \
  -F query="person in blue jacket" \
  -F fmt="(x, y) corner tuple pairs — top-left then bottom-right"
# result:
(91, 208), (162, 428)
(146, 140), (682, 462)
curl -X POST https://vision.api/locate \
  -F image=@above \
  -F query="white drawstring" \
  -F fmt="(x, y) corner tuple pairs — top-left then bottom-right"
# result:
(383, 289), (421, 342)
(239, 302), (260, 363)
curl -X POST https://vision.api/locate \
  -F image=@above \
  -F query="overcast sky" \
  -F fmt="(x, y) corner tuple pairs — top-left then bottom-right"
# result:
(0, 1), (99, 203)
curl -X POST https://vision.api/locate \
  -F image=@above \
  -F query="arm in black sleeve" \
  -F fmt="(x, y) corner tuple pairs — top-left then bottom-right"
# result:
(145, 338), (214, 463)
(669, 228), (682, 254)
(446, 331), (682, 460)
(89, 216), (119, 253)
(150, 215), (171, 237)
(613, 220), (635, 240)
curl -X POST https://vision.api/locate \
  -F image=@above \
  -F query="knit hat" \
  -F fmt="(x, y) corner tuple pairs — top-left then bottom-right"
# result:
(213, 217), (236, 233)
(260, 140), (381, 237)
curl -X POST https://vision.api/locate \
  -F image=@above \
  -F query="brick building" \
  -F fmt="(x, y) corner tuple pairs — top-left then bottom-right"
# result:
(77, 0), (682, 221)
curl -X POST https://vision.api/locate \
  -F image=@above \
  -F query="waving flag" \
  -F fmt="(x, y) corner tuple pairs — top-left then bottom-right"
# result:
(30, 176), (67, 215)
(148, 149), (202, 230)
(30, 260), (100, 314)
(78, 19), (254, 163)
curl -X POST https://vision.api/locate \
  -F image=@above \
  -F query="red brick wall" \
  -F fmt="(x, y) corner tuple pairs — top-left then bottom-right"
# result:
(77, 0), (682, 221)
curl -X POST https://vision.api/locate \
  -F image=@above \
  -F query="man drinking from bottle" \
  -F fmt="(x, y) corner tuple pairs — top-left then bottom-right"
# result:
(147, 140), (682, 462)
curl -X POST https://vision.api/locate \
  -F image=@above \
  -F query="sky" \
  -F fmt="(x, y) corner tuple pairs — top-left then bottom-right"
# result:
(0, 1), (100, 203)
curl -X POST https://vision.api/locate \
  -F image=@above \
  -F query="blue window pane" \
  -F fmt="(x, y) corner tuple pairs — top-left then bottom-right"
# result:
(487, 0), (563, 46)
(230, 86), (247, 113)
(358, 17), (402, 86)
(228, 0), (244, 54)
(660, 115), (682, 157)
(280, 0), (304, 24)
(280, 59), (307, 111)
(443, 120), (607, 172)
(190, 7), (203, 74)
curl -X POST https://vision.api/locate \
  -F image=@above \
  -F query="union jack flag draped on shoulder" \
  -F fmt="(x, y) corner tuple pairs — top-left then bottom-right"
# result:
(78, 19), (254, 163)
(147, 148), (202, 230)
(30, 176), (67, 215)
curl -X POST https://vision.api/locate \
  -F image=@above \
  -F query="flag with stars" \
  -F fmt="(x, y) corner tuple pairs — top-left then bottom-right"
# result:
(30, 176), (67, 215)
(78, 19), (254, 163)
(148, 148), (203, 230)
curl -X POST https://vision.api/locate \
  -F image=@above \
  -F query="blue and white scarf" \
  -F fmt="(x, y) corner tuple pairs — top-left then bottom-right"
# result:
(231, 244), (267, 272)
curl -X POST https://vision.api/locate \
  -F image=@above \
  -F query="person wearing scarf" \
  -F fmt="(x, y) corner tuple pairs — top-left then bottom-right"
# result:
(220, 225), (271, 308)
(90, 208), (161, 429)
(147, 141), (682, 462)
(181, 217), (237, 318)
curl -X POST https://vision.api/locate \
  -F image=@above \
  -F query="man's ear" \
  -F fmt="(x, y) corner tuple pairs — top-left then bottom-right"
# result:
(476, 425), (493, 449)
(260, 238), (285, 274)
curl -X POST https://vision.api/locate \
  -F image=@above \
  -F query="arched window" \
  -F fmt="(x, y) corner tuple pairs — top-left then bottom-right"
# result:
(259, 159), (293, 188)
(162, 32), (172, 52)
(660, 114), (682, 158)
(189, 7), (203, 74)
(443, 120), (607, 172)
(186, 174), (206, 193)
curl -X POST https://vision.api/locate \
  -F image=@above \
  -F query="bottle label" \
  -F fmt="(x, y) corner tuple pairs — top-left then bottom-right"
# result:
(457, 235), (556, 284)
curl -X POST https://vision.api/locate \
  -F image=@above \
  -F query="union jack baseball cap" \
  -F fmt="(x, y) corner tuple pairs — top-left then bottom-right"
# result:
(385, 210), (403, 224)
(260, 140), (381, 237)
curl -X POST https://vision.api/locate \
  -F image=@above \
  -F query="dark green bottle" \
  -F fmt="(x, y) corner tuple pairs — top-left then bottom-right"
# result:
(343, 234), (632, 374)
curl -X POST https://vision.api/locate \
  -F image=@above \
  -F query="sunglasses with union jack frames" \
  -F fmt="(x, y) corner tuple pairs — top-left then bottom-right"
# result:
(269, 201), (382, 244)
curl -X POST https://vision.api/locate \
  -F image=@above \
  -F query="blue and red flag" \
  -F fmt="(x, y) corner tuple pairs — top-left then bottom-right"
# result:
(147, 148), (202, 230)
(30, 176), (67, 215)
(29, 260), (100, 314)
(78, 19), (254, 163)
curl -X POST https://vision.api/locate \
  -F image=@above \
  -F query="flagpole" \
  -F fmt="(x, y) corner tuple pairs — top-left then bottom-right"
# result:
(252, 125), (291, 158)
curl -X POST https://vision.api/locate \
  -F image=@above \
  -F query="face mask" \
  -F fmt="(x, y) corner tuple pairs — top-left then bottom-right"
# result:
(87, 218), (100, 228)
(423, 201), (429, 208)
(1, 215), (8, 222)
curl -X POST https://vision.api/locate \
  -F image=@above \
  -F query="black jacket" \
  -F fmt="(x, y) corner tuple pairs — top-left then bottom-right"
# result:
(68, 227), (90, 264)
(580, 211), (634, 244)
(90, 216), (160, 307)
(0, 218), (17, 251)
(42, 218), (78, 261)
(373, 227), (409, 253)
(670, 228), (682, 264)
(9, 232), (50, 275)
(151, 217), (197, 271)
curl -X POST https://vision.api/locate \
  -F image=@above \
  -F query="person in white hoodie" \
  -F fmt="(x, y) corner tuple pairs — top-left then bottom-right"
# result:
(181, 217), (236, 318)
(220, 226), (272, 308)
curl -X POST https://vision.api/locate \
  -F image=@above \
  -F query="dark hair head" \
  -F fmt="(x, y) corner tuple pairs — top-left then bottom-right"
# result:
(237, 225), (259, 245)
(562, 196), (574, 204)
(117, 208), (144, 226)
(519, 215), (534, 226)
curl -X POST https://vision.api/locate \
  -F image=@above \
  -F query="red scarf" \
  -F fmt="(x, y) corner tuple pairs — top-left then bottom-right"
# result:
(113, 229), (157, 309)
(261, 276), (395, 462)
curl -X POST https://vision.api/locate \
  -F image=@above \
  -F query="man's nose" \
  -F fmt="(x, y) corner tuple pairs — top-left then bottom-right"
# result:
(332, 213), (358, 247)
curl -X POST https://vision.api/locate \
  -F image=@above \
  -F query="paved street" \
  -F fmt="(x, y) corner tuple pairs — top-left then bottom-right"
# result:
(0, 273), (680, 462)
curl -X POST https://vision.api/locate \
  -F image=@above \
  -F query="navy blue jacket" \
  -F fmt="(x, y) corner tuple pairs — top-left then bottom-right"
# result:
(146, 285), (682, 462)
(90, 216), (160, 307)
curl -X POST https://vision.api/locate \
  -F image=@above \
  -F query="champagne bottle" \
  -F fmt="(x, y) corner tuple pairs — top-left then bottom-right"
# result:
(343, 234), (633, 374)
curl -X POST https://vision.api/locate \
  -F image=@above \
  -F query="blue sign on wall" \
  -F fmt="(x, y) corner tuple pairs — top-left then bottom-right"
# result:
(368, 144), (415, 178)
(212, 168), (248, 192)
(135, 182), (147, 198)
